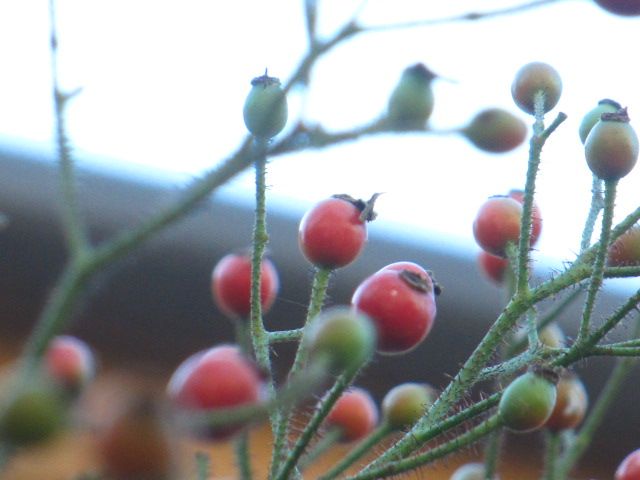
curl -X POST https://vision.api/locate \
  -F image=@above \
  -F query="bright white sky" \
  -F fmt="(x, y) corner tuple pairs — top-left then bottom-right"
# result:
(1, 1), (639, 279)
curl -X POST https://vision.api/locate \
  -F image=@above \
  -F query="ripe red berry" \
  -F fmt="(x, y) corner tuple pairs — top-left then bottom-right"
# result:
(299, 194), (378, 269)
(607, 225), (640, 266)
(352, 266), (438, 354)
(478, 251), (509, 284)
(381, 382), (436, 429)
(511, 62), (562, 115)
(585, 108), (639, 181)
(44, 335), (95, 394)
(595, 0), (640, 16)
(498, 370), (558, 433)
(326, 387), (378, 442)
(616, 448), (640, 480)
(544, 374), (588, 432)
(167, 344), (264, 440)
(473, 196), (523, 258)
(462, 108), (528, 153)
(211, 252), (279, 319)
(508, 189), (542, 246)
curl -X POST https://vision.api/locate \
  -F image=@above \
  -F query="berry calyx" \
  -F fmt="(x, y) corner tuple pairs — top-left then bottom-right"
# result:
(352, 265), (438, 354)
(387, 63), (437, 130)
(211, 252), (279, 319)
(498, 369), (558, 433)
(585, 108), (639, 181)
(326, 387), (378, 442)
(381, 382), (436, 429)
(243, 71), (288, 138)
(305, 307), (377, 373)
(167, 344), (264, 440)
(579, 99), (622, 144)
(462, 108), (528, 153)
(298, 194), (378, 269)
(511, 62), (562, 115)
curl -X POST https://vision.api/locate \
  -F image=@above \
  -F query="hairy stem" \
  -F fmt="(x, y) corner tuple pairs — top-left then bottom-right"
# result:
(580, 176), (604, 252)
(235, 432), (253, 480)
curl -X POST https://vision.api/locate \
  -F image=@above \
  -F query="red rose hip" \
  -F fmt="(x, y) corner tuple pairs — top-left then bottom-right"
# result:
(473, 196), (523, 258)
(326, 387), (378, 442)
(352, 266), (438, 354)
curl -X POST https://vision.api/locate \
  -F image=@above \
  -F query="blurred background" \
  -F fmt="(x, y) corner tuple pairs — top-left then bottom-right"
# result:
(1, 1), (639, 478)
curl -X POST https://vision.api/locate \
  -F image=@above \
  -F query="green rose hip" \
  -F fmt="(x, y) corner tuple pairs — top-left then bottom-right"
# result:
(243, 71), (288, 139)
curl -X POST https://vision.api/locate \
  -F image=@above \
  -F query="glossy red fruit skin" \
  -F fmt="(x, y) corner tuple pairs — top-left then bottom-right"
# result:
(167, 345), (263, 440)
(299, 197), (368, 269)
(595, 0), (640, 16)
(352, 268), (437, 354)
(478, 251), (509, 284)
(616, 448), (640, 480)
(608, 226), (640, 266)
(473, 196), (523, 258)
(211, 253), (279, 319)
(45, 335), (95, 393)
(326, 387), (378, 442)
(508, 189), (542, 246)
(511, 62), (562, 115)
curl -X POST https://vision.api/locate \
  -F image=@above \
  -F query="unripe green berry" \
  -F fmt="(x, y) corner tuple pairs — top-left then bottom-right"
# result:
(498, 370), (557, 433)
(381, 382), (436, 429)
(243, 72), (288, 138)
(462, 108), (528, 153)
(585, 108), (639, 181)
(579, 99), (621, 144)
(511, 62), (562, 115)
(387, 63), (437, 130)
(0, 388), (66, 446)
(305, 307), (377, 372)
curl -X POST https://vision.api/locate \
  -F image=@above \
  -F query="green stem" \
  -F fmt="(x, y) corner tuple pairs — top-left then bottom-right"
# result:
(300, 427), (343, 471)
(580, 176), (604, 252)
(319, 423), (393, 480)
(526, 308), (539, 352)
(49, 0), (88, 255)
(588, 345), (640, 357)
(195, 451), (211, 480)
(268, 328), (304, 344)
(543, 431), (562, 480)
(483, 429), (501, 479)
(576, 180), (618, 343)
(558, 354), (638, 477)
(349, 415), (502, 480)
(274, 367), (360, 480)
(235, 432), (253, 480)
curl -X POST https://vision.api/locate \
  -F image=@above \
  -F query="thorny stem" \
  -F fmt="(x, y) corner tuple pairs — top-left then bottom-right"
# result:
(576, 180), (618, 343)
(268, 328), (304, 344)
(299, 427), (343, 471)
(359, 110), (567, 475)
(319, 423), (393, 480)
(274, 367), (361, 480)
(49, 0), (88, 255)
(580, 176), (604, 252)
(349, 415), (503, 480)
(275, 267), (332, 473)
(558, 347), (639, 477)
(483, 430), (501, 480)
